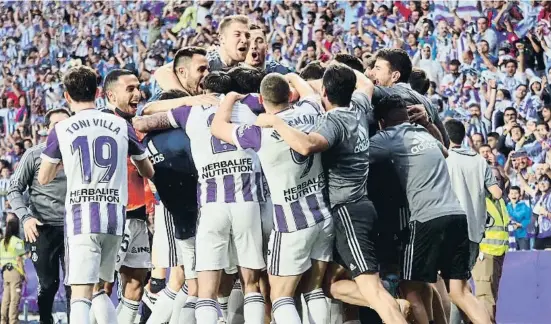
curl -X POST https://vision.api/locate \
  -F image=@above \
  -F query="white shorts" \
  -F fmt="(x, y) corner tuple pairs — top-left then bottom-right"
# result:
(115, 218), (151, 270)
(176, 237), (198, 280)
(260, 199), (274, 250)
(65, 233), (122, 285)
(195, 202), (265, 271)
(267, 217), (334, 276)
(152, 202), (179, 268)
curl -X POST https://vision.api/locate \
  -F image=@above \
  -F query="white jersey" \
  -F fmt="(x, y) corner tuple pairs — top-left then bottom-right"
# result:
(41, 109), (148, 237)
(233, 97), (331, 232)
(167, 94), (266, 206)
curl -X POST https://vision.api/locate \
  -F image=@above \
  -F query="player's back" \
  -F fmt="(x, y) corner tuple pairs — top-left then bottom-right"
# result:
(168, 95), (266, 206)
(54, 109), (134, 237)
(234, 97), (331, 232)
(379, 123), (463, 223)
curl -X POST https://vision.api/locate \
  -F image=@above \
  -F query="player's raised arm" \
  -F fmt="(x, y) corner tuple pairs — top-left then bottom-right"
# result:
(255, 113), (330, 156)
(38, 128), (62, 185)
(142, 94), (220, 115)
(211, 92), (245, 145)
(285, 73), (316, 99)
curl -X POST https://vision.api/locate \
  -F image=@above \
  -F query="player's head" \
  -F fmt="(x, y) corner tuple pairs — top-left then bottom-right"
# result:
(227, 66), (265, 94)
(219, 15), (250, 64)
(333, 53), (364, 72)
(157, 89), (189, 100)
(373, 48), (412, 86)
(444, 119), (466, 146)
(321, 64), (356, 109)
(62, 66), (98, 110)
(373, 94), (409, 129)
(259, 73), (290, 113)
(409, 67), (430, 95)
(245, 24), (267, 68)
(300, 61), (325, 81)
(104, 69), (141, 116)
(173, 47), (209, 96)
(203, 71), (233, 94)
(45, 108), (71, 132)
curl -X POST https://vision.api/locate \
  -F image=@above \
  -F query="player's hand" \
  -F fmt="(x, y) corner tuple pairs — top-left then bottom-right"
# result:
(407, 104), (430, 126)
(23, 217), (43, 243)
(255, 113), (278, 128)
(227, 92), (246, 101)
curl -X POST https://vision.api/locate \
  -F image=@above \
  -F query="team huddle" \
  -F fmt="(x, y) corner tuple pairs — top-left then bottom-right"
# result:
(32, 15), (494, 324)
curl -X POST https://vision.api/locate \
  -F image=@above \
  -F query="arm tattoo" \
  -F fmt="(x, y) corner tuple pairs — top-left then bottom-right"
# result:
(135, 114), (172, 132)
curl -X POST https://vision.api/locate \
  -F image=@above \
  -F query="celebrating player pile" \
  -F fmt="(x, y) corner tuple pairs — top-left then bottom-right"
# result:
(33, 14), (493, 324)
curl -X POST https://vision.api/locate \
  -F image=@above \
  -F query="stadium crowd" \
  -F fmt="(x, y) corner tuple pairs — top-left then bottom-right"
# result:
(0, 0), (551, 324)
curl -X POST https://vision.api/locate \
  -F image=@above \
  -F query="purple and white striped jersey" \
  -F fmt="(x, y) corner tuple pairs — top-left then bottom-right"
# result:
(167, 95), (266, 206)
(233, 97), (331, 233)
(41, 109), (148, 237)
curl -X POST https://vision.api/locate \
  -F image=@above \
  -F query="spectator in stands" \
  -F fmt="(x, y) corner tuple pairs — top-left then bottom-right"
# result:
(507, 186), (533, 250)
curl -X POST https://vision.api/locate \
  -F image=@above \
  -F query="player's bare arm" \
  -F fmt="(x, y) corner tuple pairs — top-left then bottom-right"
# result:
(37, 160), (60, 185)
(211, 92), (245, 144)
(133, 113), (173, 133)
(133, 158), (155, 179)
(255, 114), (329, 156)
(285, 73), (316, 99)
(142, 94), (220, 115)
(353, 69), (374, 99)
(153, 62), (186, 92)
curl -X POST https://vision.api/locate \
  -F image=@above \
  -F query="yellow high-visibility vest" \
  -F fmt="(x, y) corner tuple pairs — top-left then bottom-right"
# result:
(480, 198), (510, 256)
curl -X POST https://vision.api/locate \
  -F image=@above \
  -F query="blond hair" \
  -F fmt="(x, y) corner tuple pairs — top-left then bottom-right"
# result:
(218, 15), (249, 34)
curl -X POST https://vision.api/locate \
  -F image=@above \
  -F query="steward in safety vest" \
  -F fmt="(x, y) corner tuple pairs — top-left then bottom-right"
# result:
(480, 197), (510, 256)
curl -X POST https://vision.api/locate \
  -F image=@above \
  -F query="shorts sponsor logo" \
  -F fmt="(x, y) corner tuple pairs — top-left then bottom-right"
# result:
(349, 263), (357, 271)
(131, 246), (151, 254)
(31, 252), (38, 262)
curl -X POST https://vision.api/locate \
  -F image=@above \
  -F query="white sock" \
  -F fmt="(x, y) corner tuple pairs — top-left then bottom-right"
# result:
(117, 297), (140, 324)
(329, 299), (343, 324)
(218, 296), (230, 321)
(71, 298), (91, 324)
(195, 298), (219, 324)
(228, 281), (244, 324)
(243, 292), (265, 324)
(304, 288), (329, 324)
(146, 287), (178, 324)
(90, 291), (118, 324)
(90, 305), (97, 324)
(169, 287), (188, 324)
(180, 296), (197, 324)
(272, 297), (301, 324)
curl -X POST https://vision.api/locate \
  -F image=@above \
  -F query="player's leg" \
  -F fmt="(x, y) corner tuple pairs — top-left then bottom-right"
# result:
(231, 202), (266, 324)
(173, 236), (198, 324)
(441, 215), (491, 324)
(300, 217), (335, 324)
(332, 200), (407, 324)
(147, 204), (182, 324)
(195, 204), (232, 324)
(179, 279), (198, 324)
(142, 201), (170, 323)
(65, 234), (106, 324)
(31, 225), (64, 324)
(117, 219), (151, 324)
(90, 234), (124, 324)
(218, 271), (236, 322)
(267, 222), (325, 324)
(260, 199), (274, 324)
